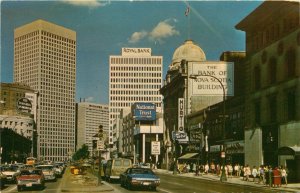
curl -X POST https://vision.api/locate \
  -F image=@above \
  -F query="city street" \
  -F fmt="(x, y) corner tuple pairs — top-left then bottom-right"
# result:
(1, 178), (63, 193)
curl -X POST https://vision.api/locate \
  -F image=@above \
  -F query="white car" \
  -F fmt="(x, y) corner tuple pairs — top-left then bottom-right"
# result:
(1, 165), (20, 183)
(35, 165), (56, 181)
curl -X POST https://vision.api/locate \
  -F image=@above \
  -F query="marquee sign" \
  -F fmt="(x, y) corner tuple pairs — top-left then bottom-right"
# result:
(17, 97), (32, 114)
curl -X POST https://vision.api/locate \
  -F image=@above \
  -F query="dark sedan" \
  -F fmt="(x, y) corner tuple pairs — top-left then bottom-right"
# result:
(120, 167), (160, 191)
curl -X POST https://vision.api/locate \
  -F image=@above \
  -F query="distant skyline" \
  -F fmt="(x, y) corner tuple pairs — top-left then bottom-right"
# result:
(1, 0), (262, 104)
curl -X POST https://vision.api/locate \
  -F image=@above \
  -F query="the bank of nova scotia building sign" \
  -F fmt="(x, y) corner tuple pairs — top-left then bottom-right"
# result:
(132, 103), (156, 121)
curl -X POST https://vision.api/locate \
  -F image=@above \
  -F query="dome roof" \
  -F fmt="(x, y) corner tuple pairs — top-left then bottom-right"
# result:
(169, 40), (206, 70)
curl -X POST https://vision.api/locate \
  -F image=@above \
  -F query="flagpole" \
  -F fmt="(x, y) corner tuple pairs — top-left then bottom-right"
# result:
(185, 3), (191, 40)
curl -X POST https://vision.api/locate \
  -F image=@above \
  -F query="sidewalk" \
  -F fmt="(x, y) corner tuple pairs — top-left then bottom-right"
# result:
(155, 169), (300, 193)
(60, 167), (114, 192)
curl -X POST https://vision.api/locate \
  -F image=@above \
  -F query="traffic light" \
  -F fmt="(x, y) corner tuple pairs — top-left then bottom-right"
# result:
(98, 125), (103, 138)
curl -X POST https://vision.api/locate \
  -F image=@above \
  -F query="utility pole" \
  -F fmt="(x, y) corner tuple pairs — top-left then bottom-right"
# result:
(98, 125), (104, 185)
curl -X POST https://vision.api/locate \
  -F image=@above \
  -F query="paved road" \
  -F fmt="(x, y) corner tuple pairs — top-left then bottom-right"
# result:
(1, 178), (63, 193)
(107, 173), (295, 193)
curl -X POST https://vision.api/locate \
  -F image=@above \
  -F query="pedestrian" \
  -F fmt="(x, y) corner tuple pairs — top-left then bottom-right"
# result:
(268, 165), (273, 187)
(252, 166), (258, 182)
(210, 162), (216, 174)
(204, 163), (209, 174)
(195, 164), (200, 176)
(258, 165), (265, 184)
(244, 165), (251, 181)
(281, 166), (288, 186)
(228, 164), (233, 178)
(273, 167), (281, 187)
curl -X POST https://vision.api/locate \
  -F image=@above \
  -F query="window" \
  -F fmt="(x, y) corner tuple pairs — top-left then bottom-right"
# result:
(268, 57), (277, 84)
(254, 66), (261, 90)
(285, 48), (296, 78)
(269, 95), (277, 122)
(287, 90), (296, 121)
(254, 101), (261, 125)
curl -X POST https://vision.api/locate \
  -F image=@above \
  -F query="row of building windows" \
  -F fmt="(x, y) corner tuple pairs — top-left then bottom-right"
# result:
(253, 48), (297, 90)
(111, 72), (161, 77)
(111, 78), (161, 84)
(41, 30), (76, 45)
(110, 90), (160, 95)
(110, 57), (162, 65)
(111, 65), (161, 71)
(15, 30), (39, 42)
(110, 84), (161, 89)
(110, 96), (161, 102)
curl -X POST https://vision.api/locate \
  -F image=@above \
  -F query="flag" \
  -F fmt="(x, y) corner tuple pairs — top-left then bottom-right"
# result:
(185, 6), (190, 16)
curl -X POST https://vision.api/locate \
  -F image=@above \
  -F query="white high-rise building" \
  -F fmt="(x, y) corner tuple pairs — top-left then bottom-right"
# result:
(76, 102), (109, 155)
(109, 48), (163, 146)
(14, 19), (76, 161)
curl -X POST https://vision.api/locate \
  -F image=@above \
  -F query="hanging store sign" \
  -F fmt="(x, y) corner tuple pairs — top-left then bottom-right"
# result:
(17, 97), (32, 114)
(190, 62), (234, 96)
(224, 140), (244, 154)
(178, 98), (185, 133)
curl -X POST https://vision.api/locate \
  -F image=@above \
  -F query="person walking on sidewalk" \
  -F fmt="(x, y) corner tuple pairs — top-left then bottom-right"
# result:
(252, 166), (258, 182)
(273, 167), (281, 188)
(258, 165), (265, 184)
(281, 166), (288, 186)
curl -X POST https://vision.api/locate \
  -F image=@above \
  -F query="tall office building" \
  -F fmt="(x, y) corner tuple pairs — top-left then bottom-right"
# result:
(76, 102), (109, 155)
(109, 48), (163, 145)
(14, 19), (76, 161)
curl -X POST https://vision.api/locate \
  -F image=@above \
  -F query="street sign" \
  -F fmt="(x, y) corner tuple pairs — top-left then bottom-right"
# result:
(97, 140), (104, 151)
(151, 141), (160, 155)
(175, 132), (187, 140)
(17, 97), (32, 113)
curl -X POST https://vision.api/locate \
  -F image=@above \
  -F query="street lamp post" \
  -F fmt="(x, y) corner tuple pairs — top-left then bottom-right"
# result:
(189, 74), (227, 182)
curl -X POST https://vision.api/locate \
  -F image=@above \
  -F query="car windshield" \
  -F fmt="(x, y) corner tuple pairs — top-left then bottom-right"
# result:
(20, 170), (41, 176)
(130, 168), (154, 175)
(36, 166), (53, 171)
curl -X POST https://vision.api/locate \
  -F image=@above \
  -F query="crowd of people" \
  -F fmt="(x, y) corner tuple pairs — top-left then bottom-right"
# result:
(176, 162), (288, 187)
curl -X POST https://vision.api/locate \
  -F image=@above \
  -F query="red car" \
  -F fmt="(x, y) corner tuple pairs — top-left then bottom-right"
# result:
(16, 169), (45, 192)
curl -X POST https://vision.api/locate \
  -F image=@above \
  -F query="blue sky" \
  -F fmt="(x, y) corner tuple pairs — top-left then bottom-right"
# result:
(1, 0), (262, 104)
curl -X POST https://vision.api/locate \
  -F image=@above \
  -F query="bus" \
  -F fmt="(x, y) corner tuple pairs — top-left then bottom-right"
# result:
(26, 157), (37, 165)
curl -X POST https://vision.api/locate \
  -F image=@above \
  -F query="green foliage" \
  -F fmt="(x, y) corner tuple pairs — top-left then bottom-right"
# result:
(72, 144), (90, 161)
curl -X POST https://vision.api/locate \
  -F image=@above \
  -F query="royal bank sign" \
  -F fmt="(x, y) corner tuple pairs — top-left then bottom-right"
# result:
(132, 103), (156, 121)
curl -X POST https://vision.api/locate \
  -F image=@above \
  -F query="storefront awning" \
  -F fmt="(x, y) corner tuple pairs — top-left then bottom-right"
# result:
(277, 146), (300, 156)
(178, 153), (198, 159)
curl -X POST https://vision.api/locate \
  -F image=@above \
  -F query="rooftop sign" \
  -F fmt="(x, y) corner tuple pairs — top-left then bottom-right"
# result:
(132, 103), (156, 121)
(122, 48), (152, 56)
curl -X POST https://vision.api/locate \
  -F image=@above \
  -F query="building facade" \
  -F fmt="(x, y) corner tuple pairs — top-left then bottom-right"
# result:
(14, 19), (76, 161)
(76, 102), (109, 155)
(236, 1), (300, 182)
(109, 48), (163, 150)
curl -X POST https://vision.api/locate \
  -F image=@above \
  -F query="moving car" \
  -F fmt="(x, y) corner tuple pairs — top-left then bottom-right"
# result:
(105, 158), (132, 182)
(35, 165), (56, 181)
(0, 172), (7, 189)
(1, 165), (21, 183)
(120, 167), (160, 191)
(16, 169), (45, 191)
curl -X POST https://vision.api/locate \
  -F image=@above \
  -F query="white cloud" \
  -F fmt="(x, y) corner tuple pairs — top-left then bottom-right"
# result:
(128, 31), (148, 44)
(128, 19), (179, 44)
(149, 19), (179, 43)
(62, 0), (108, 8)
(85, 97), (94, 102)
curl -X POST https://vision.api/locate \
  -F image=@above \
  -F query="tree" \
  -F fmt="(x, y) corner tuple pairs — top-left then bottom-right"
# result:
(72, 144), (90, 161)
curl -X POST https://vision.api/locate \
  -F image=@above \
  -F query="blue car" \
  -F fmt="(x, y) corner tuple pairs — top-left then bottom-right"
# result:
(120, 167), (160, 191)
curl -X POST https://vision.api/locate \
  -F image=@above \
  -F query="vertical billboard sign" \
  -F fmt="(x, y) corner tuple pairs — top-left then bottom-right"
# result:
(25, 92), (37, 122)
(132, 103), (156, 121)
(178, 98), (185, 133)
(191, 62), (234, 96)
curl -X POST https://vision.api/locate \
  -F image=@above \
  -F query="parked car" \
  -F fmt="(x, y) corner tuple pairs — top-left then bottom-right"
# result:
(16, 169), (45, 191)
(105, 158), (132, 182)
(35, 165), (56, 181)
(0, 172), (7, 189)
(120, 167), (160, 191)
(1, 165), (21, 183)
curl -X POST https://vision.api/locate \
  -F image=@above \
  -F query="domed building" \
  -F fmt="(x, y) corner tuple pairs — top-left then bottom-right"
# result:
(160, 39), (235, 170)
(169, 40), (206, 71)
